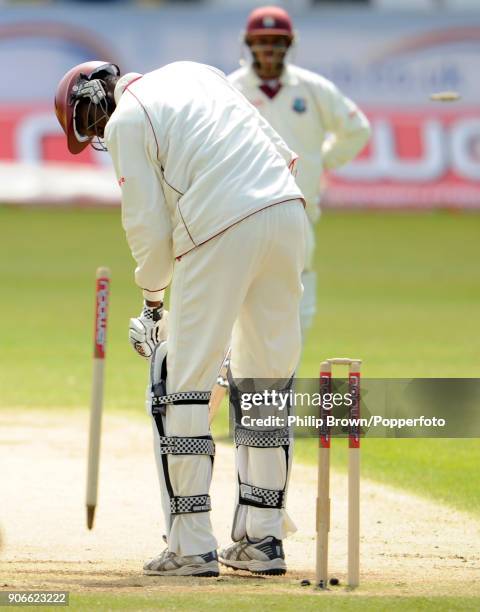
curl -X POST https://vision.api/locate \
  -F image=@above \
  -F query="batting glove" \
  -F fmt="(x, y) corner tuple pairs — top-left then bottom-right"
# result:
(129, 302), (168, 359)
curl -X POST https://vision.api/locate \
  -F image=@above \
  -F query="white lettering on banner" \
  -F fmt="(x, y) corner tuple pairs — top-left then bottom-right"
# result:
(335, 118), (480, 183)
(17, 113), (62, 163)
(450, 119), (480, 181)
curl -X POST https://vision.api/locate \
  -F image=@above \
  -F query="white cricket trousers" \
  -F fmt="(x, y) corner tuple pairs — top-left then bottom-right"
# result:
(151, 199), (307, 556)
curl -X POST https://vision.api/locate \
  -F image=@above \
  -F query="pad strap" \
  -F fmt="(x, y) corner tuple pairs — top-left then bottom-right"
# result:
(235, 427), (291, 448)
(170, 494), (211, 515)
(239, 483), (284, 509)
(152, 384), (211, 412)
(158, 435), (215, 456)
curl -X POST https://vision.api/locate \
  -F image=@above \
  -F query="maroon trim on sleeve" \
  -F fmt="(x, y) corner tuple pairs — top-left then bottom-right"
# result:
(124, 75), (143, 90)
(177, 201), (197, 247)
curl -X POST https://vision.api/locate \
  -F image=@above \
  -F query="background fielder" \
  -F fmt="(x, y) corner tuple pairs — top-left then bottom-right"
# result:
(229, 5), (371, 333)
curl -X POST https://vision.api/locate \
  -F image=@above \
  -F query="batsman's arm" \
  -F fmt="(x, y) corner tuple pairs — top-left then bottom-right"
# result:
(105, 103), (174, 299)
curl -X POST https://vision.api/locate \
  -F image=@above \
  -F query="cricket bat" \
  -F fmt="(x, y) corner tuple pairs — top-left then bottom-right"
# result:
(208, 348), (231, 425)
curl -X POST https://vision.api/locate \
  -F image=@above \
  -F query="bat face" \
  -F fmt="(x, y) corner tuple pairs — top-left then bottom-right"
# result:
(208, 349), (231, 425)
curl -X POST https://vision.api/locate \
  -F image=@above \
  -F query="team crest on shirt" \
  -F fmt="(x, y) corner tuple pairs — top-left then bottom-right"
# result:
(292, 97), (307, 113)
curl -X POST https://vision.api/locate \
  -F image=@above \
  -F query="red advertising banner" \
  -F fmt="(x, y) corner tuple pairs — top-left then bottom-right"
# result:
(1, 105), (479, 208)
(327, 108), (480, 209)
(0, 104), (99, 165)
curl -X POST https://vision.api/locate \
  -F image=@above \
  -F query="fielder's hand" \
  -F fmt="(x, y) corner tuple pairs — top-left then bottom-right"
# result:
(129, 302), (168, 359)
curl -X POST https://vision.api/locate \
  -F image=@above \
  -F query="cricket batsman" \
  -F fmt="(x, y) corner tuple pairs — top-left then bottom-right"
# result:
(55, 60), (307, 576)
(229, 6), (371, 333)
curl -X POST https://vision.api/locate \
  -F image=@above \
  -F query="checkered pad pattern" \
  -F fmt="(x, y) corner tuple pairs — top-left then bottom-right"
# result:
(170, 494), (211, 515)
(158, 435), (215, 456)
(235, 427), (291, 448)
(239, 483), (284, 509)
(142, 305), (163, 321)
(152, 390), (211, 408)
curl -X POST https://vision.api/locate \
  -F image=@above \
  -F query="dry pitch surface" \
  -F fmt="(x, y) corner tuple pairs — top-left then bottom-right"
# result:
(0, 411), (479, 599)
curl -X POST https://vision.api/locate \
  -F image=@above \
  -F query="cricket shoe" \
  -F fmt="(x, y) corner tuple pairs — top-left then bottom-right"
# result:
(219, 535), (286, 575)
(143, 548), (219, 577)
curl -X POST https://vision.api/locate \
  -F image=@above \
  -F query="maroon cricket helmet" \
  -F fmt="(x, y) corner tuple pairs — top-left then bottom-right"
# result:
(54, 61), (120, 154)
(245, 6), (294, 43)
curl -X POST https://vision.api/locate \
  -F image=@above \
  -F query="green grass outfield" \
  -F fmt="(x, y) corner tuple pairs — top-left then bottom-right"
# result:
(0, 208), (479, 610)
(65, 593), (480, 611)
(0, 207), (478, 516)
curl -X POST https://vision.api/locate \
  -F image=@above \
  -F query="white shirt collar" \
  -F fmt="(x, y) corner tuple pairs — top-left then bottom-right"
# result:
(114, 72), (143, 104)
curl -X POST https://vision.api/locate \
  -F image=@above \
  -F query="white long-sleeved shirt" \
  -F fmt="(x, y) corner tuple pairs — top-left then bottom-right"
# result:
(104, 62), (303, 301)
(228, 64), (371, 223)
